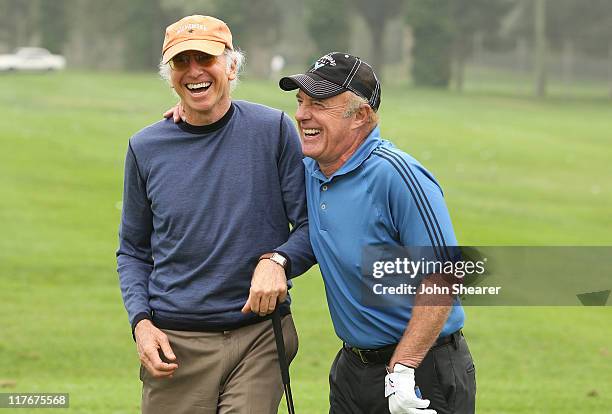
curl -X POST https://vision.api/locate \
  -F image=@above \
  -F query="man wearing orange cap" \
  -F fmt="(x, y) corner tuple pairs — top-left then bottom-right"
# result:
(117, 15), (315, 413)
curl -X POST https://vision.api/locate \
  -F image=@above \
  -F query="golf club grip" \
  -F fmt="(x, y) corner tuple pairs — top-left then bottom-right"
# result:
(271, 308), (291, 385)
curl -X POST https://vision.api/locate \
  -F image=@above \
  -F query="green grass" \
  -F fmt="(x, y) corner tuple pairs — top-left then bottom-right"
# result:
(0, 70), (611, 413)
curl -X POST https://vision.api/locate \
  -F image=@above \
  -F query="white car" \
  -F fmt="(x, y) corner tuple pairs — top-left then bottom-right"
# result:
(0, 47), (66, 71)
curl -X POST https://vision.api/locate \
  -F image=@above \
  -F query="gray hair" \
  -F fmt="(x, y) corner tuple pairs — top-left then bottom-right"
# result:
(158, 47), (245, 92)
(343, 93), (379, 124)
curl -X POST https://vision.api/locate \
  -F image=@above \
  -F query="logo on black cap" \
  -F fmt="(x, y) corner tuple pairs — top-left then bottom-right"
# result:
(312, 54), (337, 71)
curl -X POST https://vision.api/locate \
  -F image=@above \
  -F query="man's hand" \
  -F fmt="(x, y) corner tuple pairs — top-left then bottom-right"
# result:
(134, 319), (178, 378)
(386, 364), (436, 414)
(241, 259), (288, 316)
(162, 102), (184, 123)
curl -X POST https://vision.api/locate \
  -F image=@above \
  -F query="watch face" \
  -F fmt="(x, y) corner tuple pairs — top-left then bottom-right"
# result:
(271, 253), (287, 268)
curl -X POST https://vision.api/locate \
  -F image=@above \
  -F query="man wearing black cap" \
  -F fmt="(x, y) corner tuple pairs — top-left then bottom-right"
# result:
(279, 52), (476, 414)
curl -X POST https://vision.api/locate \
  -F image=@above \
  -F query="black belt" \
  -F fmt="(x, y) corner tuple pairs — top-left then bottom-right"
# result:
(344, 330), (463, 365)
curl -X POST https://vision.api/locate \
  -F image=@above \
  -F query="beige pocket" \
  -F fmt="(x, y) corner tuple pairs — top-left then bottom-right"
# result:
(282, 314), (299, 362)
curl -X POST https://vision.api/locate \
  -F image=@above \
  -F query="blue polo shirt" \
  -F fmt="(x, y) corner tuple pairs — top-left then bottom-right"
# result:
(304, 126), (464, 349)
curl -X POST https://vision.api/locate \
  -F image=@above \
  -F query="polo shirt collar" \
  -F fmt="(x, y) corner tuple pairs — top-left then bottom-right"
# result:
(304, 126), (382, 183)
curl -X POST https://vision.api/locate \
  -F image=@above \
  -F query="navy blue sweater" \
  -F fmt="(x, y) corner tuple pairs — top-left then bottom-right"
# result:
(117, 101), (315, 331)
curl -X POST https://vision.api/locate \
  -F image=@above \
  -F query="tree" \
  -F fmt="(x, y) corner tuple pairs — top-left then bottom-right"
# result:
(212, 0), (282, 78)
(534, 0), (547, 97)
(304, 0), (350, 58)
(406, 0), (453, 87)
(353, 0), (404, 76)
(548, 0), (612, 97)
(0, 0), (37, 50)
(407, 0), (514, 89)
(61, 0), (126, 69)
(38, 0), (69, 54)
(122, 0), (166, 71)
(449, 0), (515, 91)
(507, 0), (612, 97)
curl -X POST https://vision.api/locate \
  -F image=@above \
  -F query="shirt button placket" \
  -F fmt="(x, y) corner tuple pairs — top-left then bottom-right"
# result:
(319, 183), (329, 230)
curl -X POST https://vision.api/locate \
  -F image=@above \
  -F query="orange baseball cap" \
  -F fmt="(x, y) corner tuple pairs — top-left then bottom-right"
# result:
(162, 15), (233, 63)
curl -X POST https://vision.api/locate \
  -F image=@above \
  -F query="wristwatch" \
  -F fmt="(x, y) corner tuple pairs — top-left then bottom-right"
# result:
(259, 252), (288, 270)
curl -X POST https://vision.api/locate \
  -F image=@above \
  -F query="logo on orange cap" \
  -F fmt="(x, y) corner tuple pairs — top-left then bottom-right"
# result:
(162, 15), (233, 63)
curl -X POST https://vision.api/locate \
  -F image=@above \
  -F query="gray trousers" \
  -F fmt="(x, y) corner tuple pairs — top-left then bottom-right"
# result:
(329, 333), (476, 414)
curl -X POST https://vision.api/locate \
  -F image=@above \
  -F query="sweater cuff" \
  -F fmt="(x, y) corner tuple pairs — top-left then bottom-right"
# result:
(131, 312), (152, 341)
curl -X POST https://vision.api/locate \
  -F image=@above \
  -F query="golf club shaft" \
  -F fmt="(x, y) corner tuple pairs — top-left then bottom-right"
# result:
(272, 308), (296, 414)
(284, 383), (295, 412)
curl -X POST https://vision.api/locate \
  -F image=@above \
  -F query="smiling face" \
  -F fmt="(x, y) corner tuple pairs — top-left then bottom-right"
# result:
(295, 90), (366, 175)
(170, 50), (236, 125)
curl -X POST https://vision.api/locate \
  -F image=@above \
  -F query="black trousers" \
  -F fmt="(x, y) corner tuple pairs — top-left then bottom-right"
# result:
(329, 334), (476, 414)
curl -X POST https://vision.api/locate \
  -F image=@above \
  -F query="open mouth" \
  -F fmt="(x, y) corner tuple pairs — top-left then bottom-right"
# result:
(302, 128), (321, 138)
(186, 81), (212, 94)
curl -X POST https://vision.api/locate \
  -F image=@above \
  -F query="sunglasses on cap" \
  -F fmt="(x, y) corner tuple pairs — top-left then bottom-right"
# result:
(169, 52), (217, 71)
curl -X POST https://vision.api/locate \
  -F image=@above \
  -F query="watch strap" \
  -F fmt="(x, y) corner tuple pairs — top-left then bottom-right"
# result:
(259, 252), (288, 270)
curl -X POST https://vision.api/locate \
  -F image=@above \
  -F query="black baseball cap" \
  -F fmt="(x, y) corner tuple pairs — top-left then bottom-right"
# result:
(279, 52), (381, 111)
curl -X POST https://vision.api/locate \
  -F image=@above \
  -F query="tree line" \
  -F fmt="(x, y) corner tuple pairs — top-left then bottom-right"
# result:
(1, 0), (611, 96)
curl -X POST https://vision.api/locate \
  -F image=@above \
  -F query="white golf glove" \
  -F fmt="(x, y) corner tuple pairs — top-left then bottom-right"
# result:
(385, 364), (437, 414)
